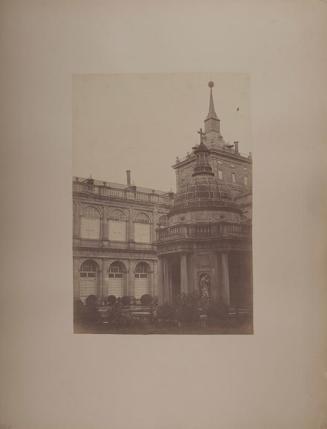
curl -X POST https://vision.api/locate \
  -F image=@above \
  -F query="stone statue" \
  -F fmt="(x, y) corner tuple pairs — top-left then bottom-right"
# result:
(199, 273), (210, 298)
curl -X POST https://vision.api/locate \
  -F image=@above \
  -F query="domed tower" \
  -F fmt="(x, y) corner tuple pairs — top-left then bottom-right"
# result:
(156, 85), (252, 312)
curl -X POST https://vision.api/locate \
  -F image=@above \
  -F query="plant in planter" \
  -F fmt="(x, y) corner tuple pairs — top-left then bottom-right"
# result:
(85, 294), (97, 307)
(107, 295), (117, 306)
(140, 294), (153, 306)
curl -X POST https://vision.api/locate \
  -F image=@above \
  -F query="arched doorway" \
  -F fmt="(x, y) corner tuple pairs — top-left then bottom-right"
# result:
(108, 261), (126, 298)
(134, 262), (151, 299)
(79, 260), (99, 301)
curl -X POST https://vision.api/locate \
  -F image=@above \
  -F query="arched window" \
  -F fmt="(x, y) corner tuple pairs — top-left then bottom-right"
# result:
(108, 261), (126, 278)
(80, 259), (98, 277)
(134, 212), (151, 243)
(231, 172), (236, 183)
(80, 260), (98, 277)
(158, 215), (168, 227)
(107, 261), (126, 298)
(134, 262), (151, 299)
(135, 262), (150, 278)
(79, 260), (98, 300)
(108, 209), (127, 241)
(134, 213), (150, 223)
(80, 206), (101, 239)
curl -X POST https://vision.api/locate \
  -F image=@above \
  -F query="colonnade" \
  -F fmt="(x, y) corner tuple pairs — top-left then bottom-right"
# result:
(157, 252), (231, 305)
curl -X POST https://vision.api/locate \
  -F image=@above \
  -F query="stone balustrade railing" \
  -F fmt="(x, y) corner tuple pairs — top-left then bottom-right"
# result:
(73, 181), (172, 206)
(156, 221), (251, 241)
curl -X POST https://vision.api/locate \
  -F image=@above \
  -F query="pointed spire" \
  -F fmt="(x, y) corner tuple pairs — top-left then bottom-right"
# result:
(204, 81), (223, 148)
(207, 81), (218, 120)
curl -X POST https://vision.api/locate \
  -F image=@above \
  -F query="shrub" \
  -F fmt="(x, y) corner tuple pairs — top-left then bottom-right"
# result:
(157, 303), (175, 321)
(107, 295), (117, 305)
(176, 302), (199, 323)
(140, 294), (153, 306)
(83, 296), (100, 324)
(85, 294), (97, 307)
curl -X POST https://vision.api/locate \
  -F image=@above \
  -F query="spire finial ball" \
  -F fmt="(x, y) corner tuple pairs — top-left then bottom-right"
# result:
(208, 81), (214, 88)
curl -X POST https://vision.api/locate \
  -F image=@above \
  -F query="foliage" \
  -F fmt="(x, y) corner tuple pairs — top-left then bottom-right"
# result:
(85, 294), (97, 307)
(83, 295), (100, 324)
(157, 303), (175, 321)
(175, 293), (200, 324)
(121, 295), (131, 306)
(140, 294), (153, 306)
(107, 295), (117, 305)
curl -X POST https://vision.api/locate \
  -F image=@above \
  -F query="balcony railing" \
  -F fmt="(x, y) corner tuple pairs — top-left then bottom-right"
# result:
(73, 182), (172, 206)
(74, 238), (156, 251)
(156, 222), (251, 241)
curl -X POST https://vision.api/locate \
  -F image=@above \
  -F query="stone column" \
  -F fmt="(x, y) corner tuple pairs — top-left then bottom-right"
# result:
(102, 216), (108, 241)
(73, 258), (80, 300)
(150, 209), (156, 244)
(180, 253), (188, 295)
(128, 260), (134, 297)
(157, 258), (163, 304)
(128, 208), (134, 242)
(152, 260), (158, 298)
(221, 252), (230, 306)
(163, 258), (170, 304)
(97, 259), (102, 301)
(73, 203), (80, 238)
(100, 259), (105, 303)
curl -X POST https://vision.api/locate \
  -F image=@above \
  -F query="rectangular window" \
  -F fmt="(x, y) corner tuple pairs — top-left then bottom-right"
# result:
(134, 222), (151, 243)
(244, 176), (248, 186)
(218, 170), (223, 180)
(232, 172), (236, 183)
(108, 220), (126, 241)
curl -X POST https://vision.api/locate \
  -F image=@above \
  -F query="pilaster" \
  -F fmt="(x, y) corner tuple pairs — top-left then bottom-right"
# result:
(180, 253), (188, 295)
(221, 252), (230, 306)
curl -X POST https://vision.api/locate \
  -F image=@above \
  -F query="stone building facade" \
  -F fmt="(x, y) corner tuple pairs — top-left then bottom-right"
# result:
(73, 177), (172, 302)
(73, 81), (252, 309)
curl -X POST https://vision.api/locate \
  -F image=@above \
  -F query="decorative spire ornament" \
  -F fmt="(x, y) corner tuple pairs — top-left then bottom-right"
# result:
(207, 81), (218, 120)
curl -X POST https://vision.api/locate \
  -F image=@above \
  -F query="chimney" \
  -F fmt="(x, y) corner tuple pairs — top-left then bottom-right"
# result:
(234, 141), (239, 154)
(126, 170), (131, 186)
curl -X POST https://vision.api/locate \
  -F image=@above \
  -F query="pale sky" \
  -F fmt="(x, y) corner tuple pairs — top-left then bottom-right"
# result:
(73, 73), (251, 192)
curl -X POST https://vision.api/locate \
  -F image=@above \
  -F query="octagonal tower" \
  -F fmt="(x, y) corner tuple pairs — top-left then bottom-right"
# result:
(156, 83), (252, 311)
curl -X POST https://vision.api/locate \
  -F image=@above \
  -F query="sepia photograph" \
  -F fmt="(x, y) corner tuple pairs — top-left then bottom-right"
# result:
(72, 74), (253, 334)
(2, 1), (326, 428)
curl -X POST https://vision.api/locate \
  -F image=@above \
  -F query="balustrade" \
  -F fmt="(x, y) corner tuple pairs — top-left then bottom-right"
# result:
(157, 221), (251, 241)
(73, 181), (171, 206)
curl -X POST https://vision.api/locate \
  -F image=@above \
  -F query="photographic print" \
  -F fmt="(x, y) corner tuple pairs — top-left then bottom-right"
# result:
(72, 74), (253, 334)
